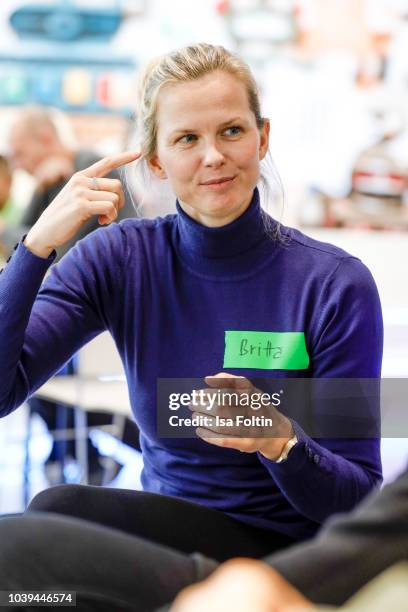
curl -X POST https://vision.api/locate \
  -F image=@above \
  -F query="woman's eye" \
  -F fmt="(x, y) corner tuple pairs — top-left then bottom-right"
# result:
(225, 126), (242, 136)
(178, 134), (197, 144)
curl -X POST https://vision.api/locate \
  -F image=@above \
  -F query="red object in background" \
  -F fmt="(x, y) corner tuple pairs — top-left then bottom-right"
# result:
(216, 0), (230, 16)
(96, 74), (110, 106)
(293, 2), (301, 18)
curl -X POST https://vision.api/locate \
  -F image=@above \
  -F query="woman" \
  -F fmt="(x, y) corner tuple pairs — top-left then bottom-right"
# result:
(0, 43), (382, 610)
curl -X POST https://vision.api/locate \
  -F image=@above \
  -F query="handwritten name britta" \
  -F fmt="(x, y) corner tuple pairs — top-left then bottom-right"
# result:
(239, 338), (283, 359)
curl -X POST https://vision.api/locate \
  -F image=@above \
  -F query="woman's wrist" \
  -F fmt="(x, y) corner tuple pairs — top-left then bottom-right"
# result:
(259, 438), (290, 461)
(24, 231), (55, 259)
(258, 415), (295, 461)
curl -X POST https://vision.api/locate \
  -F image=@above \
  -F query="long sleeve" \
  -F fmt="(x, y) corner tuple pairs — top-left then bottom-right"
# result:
(258, 257), (383, 524)
(0, 224), (125, 418)
(266, 466), (408, 605)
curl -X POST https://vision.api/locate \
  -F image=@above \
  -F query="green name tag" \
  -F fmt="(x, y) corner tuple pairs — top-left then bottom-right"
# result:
(223, 330), (309, 370)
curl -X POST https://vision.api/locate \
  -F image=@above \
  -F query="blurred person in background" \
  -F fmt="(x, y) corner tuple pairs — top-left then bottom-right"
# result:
(0, 155), (22, 257)
(1, 106), (140, 486)
(168, 464), (408, 612)
(0, 155), (18, 222)
(2, 106), (136, 260)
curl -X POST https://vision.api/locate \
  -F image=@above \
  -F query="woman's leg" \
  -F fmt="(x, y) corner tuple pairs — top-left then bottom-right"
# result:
(0, 512), (217, 612)
(27, 486), (294, 561)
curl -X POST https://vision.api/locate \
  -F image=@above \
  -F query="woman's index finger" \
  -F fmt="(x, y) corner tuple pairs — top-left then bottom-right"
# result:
(81, 150), (141, 178)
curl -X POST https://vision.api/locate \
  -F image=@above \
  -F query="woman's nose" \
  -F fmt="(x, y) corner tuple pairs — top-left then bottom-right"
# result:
(202, 142), (225, 167)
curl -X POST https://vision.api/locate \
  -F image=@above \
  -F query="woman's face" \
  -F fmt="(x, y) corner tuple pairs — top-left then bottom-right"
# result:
(149, 70), (269, 227)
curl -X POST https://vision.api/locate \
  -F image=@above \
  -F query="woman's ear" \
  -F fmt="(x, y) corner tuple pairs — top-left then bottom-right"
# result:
(259, 118), (270, 161)
(148, 155), (167, 180)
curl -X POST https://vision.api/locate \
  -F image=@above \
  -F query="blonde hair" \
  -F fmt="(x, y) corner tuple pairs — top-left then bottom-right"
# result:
(137, 42), (264, 159)
(127, 43), (284, 228)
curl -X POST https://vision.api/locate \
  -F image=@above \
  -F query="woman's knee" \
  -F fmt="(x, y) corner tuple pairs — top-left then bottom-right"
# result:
(26, 484), (90, 515)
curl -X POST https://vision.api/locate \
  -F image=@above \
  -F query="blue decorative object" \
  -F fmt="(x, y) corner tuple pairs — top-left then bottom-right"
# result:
(10, 3), (122, 42)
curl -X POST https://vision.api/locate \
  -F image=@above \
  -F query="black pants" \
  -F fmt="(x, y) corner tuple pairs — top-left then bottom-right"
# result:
(0, 512), (213, 612)
(0, 486), (295, 611)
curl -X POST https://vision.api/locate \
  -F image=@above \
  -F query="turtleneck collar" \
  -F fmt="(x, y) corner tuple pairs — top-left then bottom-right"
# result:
(174, 188), (278, 280)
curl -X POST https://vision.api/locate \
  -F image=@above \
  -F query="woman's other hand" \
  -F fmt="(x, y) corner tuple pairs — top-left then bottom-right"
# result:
(192, 372), (294, 460)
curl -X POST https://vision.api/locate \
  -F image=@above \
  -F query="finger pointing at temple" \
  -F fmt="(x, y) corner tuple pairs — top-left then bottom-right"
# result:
(81, 150), (142, 179)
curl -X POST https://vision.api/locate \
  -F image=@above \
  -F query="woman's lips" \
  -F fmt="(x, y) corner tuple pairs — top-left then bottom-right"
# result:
(200, 176), (236, 190)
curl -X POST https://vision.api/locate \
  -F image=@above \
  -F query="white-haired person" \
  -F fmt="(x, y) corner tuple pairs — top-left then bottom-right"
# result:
(0, 43), (382, 610)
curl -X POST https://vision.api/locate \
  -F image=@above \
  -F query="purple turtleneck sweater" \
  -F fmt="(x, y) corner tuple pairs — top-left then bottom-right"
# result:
(0, 188), (383, 540)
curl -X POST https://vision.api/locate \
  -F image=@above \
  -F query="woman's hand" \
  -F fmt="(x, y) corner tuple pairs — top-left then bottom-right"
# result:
(192, 373), (294, 460)
(24, 150), (141, 258)
(171, 558), (314, 612)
